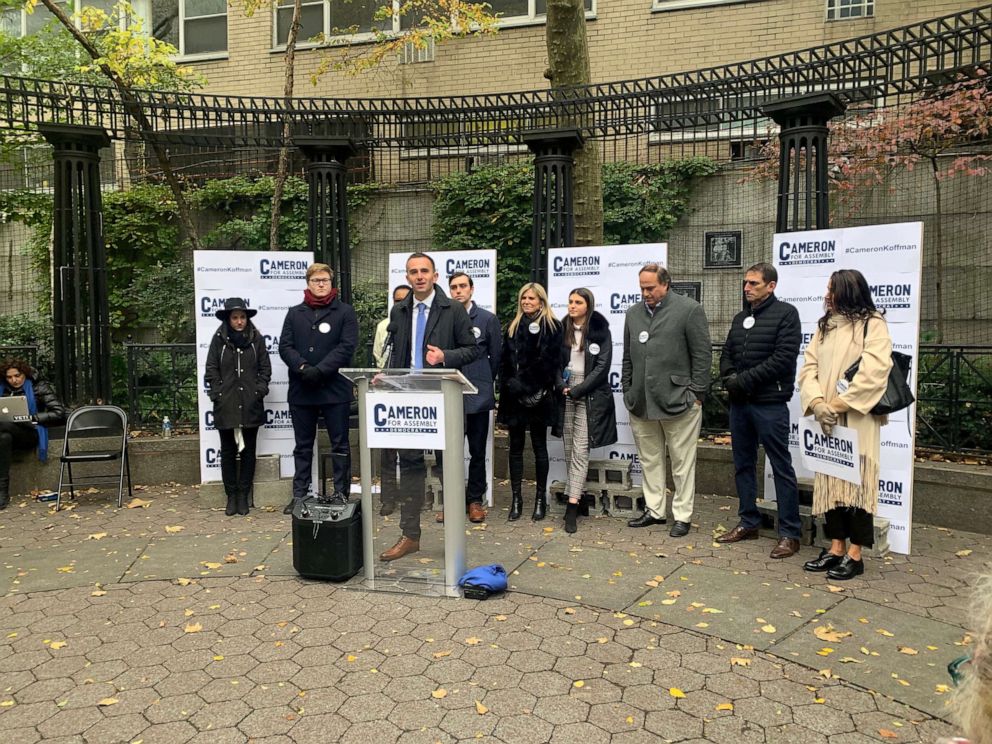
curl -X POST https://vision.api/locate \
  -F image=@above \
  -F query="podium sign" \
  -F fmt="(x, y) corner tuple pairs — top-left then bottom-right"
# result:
(366, 391), (445, 449)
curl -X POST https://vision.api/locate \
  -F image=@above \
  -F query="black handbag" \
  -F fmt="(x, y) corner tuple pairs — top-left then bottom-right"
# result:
(519, 388), (547, 408)
(842, 320), (915, 416)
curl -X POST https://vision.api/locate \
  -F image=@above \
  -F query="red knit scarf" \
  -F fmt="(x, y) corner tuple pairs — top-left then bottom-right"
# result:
(304, 288), (337, 308)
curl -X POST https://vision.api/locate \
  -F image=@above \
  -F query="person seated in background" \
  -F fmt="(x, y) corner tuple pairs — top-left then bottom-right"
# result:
(0, 358), (67, 509)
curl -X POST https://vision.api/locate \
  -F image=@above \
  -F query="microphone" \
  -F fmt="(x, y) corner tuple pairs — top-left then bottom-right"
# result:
(382, 322), (397, 368)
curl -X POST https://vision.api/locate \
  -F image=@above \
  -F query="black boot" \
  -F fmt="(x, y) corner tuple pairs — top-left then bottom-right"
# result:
(225, 492), (237, 517)
(0, 475), (9, 511)
(508, 485), (523, 521)
(236, 489), (249, 516)
(532, 492), (547, 521)
(564, 502), (578, 534)
(221, 451), (238, 516)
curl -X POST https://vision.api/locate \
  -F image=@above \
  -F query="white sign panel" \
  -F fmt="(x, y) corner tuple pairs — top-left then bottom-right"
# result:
(547, 244), (668, 486)
(799, 417), (861, 486)
(366, 391), (445, 449)
(194, 250), (314, 482)
(771, 222), (923, 554)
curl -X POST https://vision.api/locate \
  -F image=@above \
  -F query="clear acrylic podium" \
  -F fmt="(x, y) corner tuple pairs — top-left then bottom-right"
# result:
(340, 368), (477, 598)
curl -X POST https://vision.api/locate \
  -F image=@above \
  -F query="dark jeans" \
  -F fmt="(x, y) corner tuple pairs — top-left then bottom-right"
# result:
(290, 402), (351, 499)
(218, 427), (259, 498)
(380, 449), (427, 541)
(507, 418), (549, 496)
(730, 402), (801, 539)
(465, 411), (490, 505)
(0, 421), (38, 485)
(824, 506), (874, 548)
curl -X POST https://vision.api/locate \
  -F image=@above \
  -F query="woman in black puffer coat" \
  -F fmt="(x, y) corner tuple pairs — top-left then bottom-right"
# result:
(497, 283), (561, 521)
(205, 298), (271, 516)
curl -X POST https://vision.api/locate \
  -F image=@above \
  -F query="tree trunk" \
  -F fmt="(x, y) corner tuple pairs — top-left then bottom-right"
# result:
(930, 156), (944, 343)
(269, 0), (303, 251)
(545, 0), (602, 246)
(38, 0), (201, 250)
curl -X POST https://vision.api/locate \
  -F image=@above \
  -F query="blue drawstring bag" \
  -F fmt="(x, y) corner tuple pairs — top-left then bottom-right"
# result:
(458, 564), (507, 598)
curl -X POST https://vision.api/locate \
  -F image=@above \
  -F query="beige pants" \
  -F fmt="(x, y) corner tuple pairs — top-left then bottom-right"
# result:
(629, 404), (702, 523)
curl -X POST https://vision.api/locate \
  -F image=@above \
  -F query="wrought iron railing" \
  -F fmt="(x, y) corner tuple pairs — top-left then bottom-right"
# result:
(1, 4), (991, 147)
(702, 344), (992, 455)
(123, 343), (198, 431)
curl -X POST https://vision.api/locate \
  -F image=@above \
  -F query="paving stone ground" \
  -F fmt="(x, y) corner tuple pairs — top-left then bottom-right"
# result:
(1, 480), (989, 743)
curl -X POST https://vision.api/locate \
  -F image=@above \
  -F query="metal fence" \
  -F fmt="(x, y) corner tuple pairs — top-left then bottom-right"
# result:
(123, 343), (198, 431)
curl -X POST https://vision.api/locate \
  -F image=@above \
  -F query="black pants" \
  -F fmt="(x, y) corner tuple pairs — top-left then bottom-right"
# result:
(218, 427), (259, 498)
(465, 411), (490, 505)
(379, 449), (427, 541)
(823, 506), (875, 548)
(0, 421), (38, 485)
(290, 402), (351, 499)
(507, 418), (549, 496)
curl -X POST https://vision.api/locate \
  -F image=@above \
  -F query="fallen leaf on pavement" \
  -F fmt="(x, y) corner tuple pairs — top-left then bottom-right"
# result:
(475, 700), (488, 714)
(165, 525), (184, 534)
(49, 641), (67, 650)
(715, 702), (733, 711)
(464, 637), (481, 645)
(201, 562), (222, 570)
(184, 622), (203, 633)
(87, 533), (107, 540)
(878, 730), (898, 739)
(877, 629), (895, 637)
(433, 651), (451, 659)
(431, 689), (447, 699)
(761, 624), (776, 634)
(98, 698), (119, 706)
(955, 549), (973, 558)
(898, 646), (919, 655)
(730, 657), (751, 667)
(814, 625), (852, 643)
(126, 498), (153, 509)
(669, 688), (685, 699)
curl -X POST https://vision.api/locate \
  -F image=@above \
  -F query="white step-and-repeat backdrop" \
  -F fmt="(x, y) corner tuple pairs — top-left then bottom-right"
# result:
(194, 250), (314, 482)
(768, 223), (924, 554)
(387, 250), (498, 505)
(546, 244), (669, 486)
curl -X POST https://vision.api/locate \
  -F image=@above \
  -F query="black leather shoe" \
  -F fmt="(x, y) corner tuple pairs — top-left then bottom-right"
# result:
(283, 499), (297, 515)
(826, 555), (865, 580)
(669, 520), (691, 538)
(803, 549), (844, 572)
(627, 512), (667, 528)
(379, 500), (396, 517)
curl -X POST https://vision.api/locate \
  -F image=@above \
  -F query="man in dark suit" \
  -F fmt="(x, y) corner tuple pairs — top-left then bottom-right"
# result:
(279, 263), (358, 514)
(379, 253), (479, 561)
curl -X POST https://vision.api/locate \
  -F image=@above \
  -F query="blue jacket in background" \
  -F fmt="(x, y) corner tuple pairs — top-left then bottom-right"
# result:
(461, 302), (502, 414)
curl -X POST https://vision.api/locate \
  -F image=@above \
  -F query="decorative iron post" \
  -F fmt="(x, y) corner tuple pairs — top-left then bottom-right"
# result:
(38, 124), (112, 405)
(523, 129), (583, 287)
(297, 136), (357, 303)
(762, 93), (847, 233)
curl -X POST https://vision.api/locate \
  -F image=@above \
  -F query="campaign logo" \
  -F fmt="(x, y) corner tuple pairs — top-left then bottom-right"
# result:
(881, 438), (910, 451)
(778, 238), (837, 266)
(202, 374), (212, 393)
(609, 370), (622, 394)
(844, 241), (918, 257)
(788, 421), (800, 448)
(200, 295), (250, 318)
(609, 292), (641, 315)
(608, 259), (653, 269)
(869, 282), (913, 311)
(878, 477), (907, 508)
(262, 334), (281, 356)
(552, 254), (601, 278)
(264, 408), (294, 430)
(445, 257), (492, 280)
(203, 410), (217, 431)
(607, 449), (642, 475)
(204, 447), (221, 469)
(799, 331), (816, 354)
(372, 402), (439, 434)
(259, 258), (309, 281)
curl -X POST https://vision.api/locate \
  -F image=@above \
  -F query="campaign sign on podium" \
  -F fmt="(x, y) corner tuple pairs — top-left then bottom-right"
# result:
(342, 368), (476, 598)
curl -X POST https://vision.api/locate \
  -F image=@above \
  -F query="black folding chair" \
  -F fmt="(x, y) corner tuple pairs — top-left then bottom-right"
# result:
(56, 405), (132, 511)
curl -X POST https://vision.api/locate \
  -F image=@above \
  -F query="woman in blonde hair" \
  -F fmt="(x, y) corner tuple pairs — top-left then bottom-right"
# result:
(939, 574), (992, 744)
(498, 283), (562, 521)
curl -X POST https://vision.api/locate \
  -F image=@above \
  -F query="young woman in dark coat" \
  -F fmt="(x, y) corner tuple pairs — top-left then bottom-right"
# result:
(554, 289), (618, 533)
(497, 283), (562, 521)
(205, 298), (272, 516)
(0, 358), (67, 509)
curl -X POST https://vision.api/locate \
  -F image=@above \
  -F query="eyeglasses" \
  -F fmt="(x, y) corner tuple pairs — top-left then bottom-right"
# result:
(309, 278), (331, 285)
(743, 280), (764, 287)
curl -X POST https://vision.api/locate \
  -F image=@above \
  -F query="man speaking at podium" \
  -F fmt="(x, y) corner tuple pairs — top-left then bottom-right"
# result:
(379, 252), (479, 561)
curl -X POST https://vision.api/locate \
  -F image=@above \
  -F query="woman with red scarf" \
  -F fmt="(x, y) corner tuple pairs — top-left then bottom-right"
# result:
(278, 263), (358, 514)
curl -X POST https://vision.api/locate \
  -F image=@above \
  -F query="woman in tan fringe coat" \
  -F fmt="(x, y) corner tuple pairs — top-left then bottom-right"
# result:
(798, 269), (892, 581)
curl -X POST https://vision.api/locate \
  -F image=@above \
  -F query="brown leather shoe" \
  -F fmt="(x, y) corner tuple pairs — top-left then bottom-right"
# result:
(379, 536), (420, 562)
(716, 524), (760, 543)
(770, 537), (800, 559)
(468, 502), (487, 523)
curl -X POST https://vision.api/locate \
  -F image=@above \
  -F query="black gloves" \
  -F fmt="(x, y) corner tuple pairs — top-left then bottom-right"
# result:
(724, 373), (745, 398)
(300, 366), (322, 385)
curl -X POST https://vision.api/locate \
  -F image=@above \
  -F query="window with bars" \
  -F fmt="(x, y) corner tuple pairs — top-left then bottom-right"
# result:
(826, 0), (874, 21)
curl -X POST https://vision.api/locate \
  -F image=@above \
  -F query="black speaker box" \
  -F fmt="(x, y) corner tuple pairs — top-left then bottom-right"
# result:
(292, 498), (363, 582)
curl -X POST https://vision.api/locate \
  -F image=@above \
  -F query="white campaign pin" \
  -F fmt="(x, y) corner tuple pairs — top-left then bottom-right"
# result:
(743, 317), (756, 330)
(318, 322), (331, 334)
(836, 378), (850, 394)
(588, 343), (600, 355)
(638, 331), (649, 344)
(472, 326), (482, 339)
(528, 322), (540, 334)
